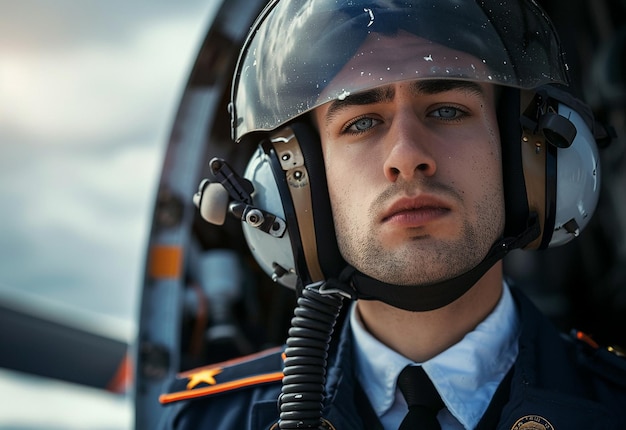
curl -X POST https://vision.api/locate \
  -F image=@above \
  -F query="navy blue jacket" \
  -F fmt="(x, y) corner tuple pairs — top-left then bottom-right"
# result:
(159, 289), (626, 429)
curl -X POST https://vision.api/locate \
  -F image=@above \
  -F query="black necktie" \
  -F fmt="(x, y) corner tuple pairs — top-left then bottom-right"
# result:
(397, 365), (444, 430)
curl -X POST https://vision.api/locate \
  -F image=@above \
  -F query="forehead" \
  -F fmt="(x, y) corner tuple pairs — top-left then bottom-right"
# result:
(318, 30), (494, 103)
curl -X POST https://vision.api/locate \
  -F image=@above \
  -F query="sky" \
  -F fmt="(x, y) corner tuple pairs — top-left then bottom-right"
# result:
(0, 1), (220, 428)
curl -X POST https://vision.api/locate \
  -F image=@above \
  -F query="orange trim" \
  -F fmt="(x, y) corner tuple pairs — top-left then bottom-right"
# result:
(159, 371), (284, 404)
(107, 352), (133, 394)
(178, 346), (284, 378)
(148, 245), (183, 278)
(576, 331), (600, 349)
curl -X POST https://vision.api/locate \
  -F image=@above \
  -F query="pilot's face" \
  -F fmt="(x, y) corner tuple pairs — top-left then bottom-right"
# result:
(313, 78), (504, 286)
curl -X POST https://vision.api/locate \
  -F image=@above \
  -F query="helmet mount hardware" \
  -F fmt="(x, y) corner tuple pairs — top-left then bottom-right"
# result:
(194, 158), (287, 238)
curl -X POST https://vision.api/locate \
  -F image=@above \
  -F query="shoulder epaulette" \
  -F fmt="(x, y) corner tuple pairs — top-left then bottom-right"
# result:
(159, 346), (285, 404)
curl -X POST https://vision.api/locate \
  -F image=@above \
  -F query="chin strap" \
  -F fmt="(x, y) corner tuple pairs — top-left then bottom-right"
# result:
(346, 213), (540, 312)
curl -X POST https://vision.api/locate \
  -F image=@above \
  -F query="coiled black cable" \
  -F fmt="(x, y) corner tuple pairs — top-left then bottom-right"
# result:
(278, 283), (346, 429)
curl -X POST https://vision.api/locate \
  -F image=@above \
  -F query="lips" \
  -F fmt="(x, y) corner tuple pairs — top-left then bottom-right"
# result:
(380, 195), (451, 225)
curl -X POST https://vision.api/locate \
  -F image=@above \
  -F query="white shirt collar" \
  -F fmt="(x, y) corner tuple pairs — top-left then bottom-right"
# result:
(350, 282), (520, 429)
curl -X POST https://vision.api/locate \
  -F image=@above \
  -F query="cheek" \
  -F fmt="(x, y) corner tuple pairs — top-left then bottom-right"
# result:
(485, 123), (504, 196)
(446, 125), (501, 178)
(321, 140), (377, 224)
(474, 129), (505, 226)
(321, 141), (348, 212)
(325, 167), (345, 209)
(448, 124), (503, 211)
(324, 158), (358, 218)
(321, 141), (337, 189)
(469, 115), (502, 183)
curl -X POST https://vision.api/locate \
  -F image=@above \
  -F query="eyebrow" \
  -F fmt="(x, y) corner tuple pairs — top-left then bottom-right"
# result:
(414, 80), (484, 96)
(323, 79), (485, 125)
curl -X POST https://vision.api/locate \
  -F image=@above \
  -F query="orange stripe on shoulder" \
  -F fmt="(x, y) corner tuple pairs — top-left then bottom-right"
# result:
(177, 346), (284, 378)
(159, 371), (284, 404)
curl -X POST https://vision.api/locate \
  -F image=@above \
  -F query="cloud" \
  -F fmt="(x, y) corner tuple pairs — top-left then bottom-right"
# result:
(0, 1), (211, 52)
(1, 3), (212, 151)
(0, 1), (218, 323)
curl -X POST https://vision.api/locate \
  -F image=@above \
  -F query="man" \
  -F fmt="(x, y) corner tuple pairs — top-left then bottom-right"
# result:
(160, 1), (626, 428)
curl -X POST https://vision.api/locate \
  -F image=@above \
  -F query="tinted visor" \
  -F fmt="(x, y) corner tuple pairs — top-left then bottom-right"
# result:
(232, 0), (569, 141)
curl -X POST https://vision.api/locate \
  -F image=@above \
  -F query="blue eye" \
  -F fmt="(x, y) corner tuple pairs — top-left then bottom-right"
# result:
(430, 106), (466, 119)
(351, 117), (375, 131)
(343, 116), (381, 134)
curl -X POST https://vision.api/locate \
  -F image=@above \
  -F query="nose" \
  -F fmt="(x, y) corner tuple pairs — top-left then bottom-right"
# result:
(383, 114), (437, 182)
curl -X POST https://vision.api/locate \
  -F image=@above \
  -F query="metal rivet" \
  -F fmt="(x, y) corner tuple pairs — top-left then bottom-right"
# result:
(245, 209), (264, 227)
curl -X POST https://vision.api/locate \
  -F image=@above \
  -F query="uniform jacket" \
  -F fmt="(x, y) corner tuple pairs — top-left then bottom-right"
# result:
(159, 288), (626, 429)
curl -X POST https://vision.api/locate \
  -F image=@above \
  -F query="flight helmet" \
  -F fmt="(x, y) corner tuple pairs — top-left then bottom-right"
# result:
(198, 0), (601, 311)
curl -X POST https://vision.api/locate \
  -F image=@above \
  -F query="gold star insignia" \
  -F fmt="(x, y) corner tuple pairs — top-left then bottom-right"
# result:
(186, 368), (222, 390)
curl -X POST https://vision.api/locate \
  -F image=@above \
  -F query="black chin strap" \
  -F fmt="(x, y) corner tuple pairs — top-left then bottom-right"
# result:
(342, 213), (540, 312)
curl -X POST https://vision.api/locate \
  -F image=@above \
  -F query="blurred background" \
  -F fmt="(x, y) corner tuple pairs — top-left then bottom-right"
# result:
(0, 1), (217, 428)
(1, 1), (625, 429)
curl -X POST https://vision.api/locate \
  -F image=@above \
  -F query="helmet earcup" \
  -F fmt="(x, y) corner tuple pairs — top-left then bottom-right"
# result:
(549, 103), (601, 247)
(242, 144), (299, 289)
(520, 88), (601, 249)
(242, 122), (345, 290)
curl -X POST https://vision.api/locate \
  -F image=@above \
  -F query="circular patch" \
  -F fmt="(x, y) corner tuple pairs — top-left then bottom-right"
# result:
(511, 415), (555, 430)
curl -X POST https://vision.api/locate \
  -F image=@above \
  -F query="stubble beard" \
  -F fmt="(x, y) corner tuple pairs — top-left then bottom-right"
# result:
(333, 181), (504, 287)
